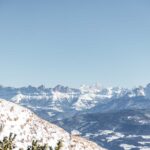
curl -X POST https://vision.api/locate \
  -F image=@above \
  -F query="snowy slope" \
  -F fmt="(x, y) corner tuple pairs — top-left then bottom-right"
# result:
(0, 99), (106, 150)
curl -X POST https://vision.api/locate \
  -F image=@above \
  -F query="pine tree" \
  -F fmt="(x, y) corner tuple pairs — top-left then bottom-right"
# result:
(55, 140), (62, 150)
(0, 133), (63, 150)
(0, 133), (16, 150)
(49, 147), (53, 150)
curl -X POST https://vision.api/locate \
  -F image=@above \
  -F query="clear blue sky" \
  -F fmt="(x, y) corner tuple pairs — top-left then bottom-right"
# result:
(0, 0), (150, 88)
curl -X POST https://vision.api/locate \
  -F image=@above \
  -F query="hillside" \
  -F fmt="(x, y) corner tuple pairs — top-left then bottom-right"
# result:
(0, 99), (106, 150)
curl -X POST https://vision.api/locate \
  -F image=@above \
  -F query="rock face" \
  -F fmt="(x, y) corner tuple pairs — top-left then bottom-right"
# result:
(0, 99), (106, 150)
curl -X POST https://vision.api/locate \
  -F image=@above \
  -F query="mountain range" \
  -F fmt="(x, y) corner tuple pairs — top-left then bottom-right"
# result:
(0, 84), (150, 149)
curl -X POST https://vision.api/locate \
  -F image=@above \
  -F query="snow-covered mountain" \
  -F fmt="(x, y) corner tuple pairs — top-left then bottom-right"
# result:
(0, 84), (149, 121)
(1, 84), (150, 150)
(0, 99), (105, 150)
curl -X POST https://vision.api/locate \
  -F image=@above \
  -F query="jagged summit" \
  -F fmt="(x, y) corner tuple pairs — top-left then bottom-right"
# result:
(0, 84), (150, 121)
(0, 99), (106, 150)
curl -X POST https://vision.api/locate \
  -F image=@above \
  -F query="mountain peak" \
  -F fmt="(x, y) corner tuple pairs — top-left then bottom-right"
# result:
(53, 85), (71, 93)
(38, 85), (46, 90)
(80, 84), (101, 93)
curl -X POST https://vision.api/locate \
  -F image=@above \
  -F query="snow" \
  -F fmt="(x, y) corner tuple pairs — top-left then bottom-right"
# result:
(99, 130), (114, 135)
(0, 99), (69, 149)
(48, 112), (55, 117)
(80, 84), (101, 94)
(141, 135), (150, 139)
(120, 144), (150, 150)
(11, 93), (26, 103)
(0, 99), (106, 150)
(98, 130), (125, 142)
(52, 91), (70, 101)
(120, 144), (136, 150)
(1, 84), (150, 149)
(0, 83), (148, 116)
(85, 130), (125, 143)
(138, 141), (150, 145)
(71, 130), (81, 136)
(106, 133), (124, 142)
